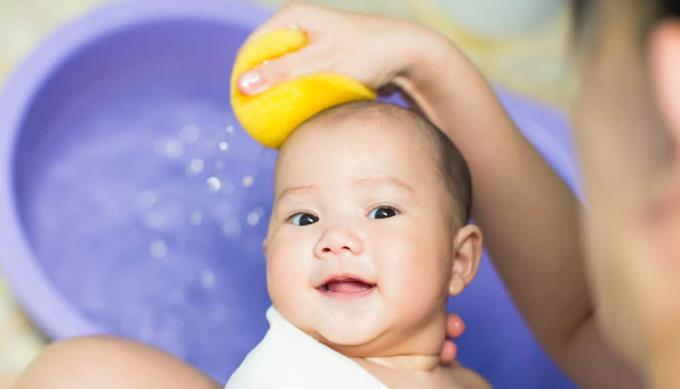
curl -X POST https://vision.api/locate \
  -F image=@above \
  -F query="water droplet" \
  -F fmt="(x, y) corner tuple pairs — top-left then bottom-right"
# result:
(246, 212), (260, 226)
(225, 125), (234, 134)
(141, 201), (184, 231)
(158, 139), (184, 159)
(218, 141), (229, 151)
(186, 158), (205, 176)
(189, 211), (203, 226)
(179, 124), (200, 144)
(221, 219), (242, 238)
(149, 240), (168, 258)
(200, 270), (215, 288)
(136, 191), (158, 209)
(247, 207), (266, 226)
(206, 176), (222, 192)
(242, 175), (254, 187)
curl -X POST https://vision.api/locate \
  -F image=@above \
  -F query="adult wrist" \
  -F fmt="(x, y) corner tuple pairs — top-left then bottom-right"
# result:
(393, 25), (455, 91)
(387, 24), (469, 129)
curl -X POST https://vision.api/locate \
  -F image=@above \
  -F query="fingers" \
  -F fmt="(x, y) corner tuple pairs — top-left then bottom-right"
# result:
(439, 340), (458, 366)
(440, 313), (465, 366)
(237, 45), (328, 95)
(447, 312), (466, 338)
(237, 3), (335, 95)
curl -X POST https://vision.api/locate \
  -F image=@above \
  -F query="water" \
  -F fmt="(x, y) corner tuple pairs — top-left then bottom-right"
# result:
(21, 93), (277, 379)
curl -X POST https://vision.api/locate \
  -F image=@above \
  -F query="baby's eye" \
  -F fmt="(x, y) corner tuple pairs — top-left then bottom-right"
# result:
(368, 206), (399, 219)
(288, 212), (319, 226)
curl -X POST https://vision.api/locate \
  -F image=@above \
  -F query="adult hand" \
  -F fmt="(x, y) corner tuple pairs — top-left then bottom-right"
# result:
(236, 1), (447, 96)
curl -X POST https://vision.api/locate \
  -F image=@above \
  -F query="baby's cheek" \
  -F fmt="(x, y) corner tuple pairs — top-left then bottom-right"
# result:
(380, 253), (446, 310)
(267, 263), (302, 317)
(267, 244), (311, 297)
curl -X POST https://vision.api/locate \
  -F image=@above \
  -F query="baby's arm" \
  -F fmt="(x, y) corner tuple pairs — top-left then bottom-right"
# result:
(237, 4), (641, 388)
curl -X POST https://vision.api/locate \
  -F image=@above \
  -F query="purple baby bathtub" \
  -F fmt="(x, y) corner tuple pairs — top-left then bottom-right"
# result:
(0, 1), (578, 387)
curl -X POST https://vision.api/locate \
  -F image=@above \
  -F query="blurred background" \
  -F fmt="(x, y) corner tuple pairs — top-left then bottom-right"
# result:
(0, 0), (575, 382)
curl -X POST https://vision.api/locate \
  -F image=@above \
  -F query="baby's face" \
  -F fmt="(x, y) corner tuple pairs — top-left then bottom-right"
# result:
(265, 114), (458, 356)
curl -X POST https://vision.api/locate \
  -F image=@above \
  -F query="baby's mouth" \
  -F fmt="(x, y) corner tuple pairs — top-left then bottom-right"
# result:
(317, 275), (377, 297)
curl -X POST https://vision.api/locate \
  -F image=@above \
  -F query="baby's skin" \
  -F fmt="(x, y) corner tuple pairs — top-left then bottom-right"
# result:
(264, 101), (489, 388)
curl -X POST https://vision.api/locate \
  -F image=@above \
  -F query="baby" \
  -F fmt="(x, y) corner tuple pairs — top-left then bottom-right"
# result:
(226, 101), (489, 389)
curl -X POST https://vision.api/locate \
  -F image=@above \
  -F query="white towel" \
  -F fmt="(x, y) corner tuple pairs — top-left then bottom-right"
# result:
(225, 306), (388, 389)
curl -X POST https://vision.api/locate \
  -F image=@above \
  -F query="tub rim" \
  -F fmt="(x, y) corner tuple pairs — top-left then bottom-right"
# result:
(0, 0), (270, 339)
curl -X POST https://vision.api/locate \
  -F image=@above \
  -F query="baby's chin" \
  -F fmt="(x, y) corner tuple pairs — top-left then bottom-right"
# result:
(317, 326), (378, 347)
(306, 311), (447, 359)
(311, 320), (397, 357)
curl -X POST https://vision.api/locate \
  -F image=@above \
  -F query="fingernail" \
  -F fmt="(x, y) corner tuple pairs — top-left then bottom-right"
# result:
(239, 70), (268, 94)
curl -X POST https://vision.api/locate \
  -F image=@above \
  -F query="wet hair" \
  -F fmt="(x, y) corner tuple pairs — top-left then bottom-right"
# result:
(301, 101), (472, 226)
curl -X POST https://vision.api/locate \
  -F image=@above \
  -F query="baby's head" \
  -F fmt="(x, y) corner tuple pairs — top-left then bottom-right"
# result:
(264, 101), (482, 358)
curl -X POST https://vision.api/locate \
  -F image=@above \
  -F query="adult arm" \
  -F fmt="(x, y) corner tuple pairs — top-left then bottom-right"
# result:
(237, 3), (643, 387)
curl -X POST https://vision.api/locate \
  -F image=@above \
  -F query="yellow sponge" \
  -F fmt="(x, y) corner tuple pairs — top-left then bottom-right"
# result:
(230, 29), (376, 148)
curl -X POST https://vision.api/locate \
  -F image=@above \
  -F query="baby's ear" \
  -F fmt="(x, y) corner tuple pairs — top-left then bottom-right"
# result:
(448, 225), (483, 296)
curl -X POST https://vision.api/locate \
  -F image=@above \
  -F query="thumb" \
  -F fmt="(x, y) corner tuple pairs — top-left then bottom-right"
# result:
(236, 45), (327, 95)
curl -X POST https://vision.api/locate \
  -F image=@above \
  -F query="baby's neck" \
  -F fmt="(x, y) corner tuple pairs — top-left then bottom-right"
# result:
(353, 353), (441, 372)
(351, 354), (446, 389)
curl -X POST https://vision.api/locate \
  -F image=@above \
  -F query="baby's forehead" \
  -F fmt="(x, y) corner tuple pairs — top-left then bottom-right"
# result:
(307, 102), (421, 131)
(276, 102), (440, 171)
(274, 105), (447, 192)
(285, 103), (434, 152)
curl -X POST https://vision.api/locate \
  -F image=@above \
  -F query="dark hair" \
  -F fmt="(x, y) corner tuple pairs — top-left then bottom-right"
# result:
(573, 0), (680, 35)
(422, 113), (473, 225)
(306, 101), (473, 226)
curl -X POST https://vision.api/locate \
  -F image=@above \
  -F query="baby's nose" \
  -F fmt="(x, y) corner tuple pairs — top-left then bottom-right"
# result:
(313, 225), (364, 258)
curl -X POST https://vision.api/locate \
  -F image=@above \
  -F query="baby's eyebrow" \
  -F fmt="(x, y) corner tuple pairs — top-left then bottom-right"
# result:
(276, 177), (414, 202)
(276, 184), (317, 201)
(353, 177), (415, 194)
